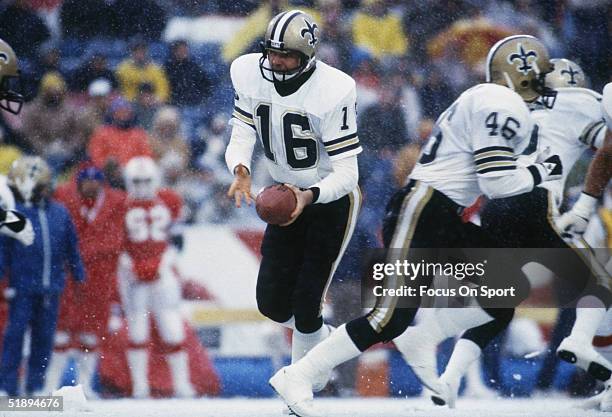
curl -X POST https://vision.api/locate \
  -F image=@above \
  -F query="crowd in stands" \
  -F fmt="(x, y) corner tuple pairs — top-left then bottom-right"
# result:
(0, 0), (609, 229)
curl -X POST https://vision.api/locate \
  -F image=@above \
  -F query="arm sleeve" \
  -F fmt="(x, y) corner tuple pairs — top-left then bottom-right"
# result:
(321, 86), (362, 161)
(226, 61), (258, 174)
(153, 66), (170, 103)
(478, 169), (535, 199)
(579, 119), (607, 149)
(472, 96), (538, 199)
(310, 155), (358, 204)
(225, 121), (257, 174)
(603, 82), (612, 129)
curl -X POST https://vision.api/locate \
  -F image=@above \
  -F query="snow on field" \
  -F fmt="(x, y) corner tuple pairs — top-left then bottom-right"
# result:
(1, 397), (605, 417)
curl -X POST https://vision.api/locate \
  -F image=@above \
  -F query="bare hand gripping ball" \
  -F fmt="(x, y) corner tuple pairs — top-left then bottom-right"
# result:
(256, 184), (297, 225)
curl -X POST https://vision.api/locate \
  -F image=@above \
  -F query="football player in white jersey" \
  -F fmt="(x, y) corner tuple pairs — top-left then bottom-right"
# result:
(397, 58), (612, 409)
(224, 10), (362, 400)
(557, 81), (612, 236)
(268, 35), (564, 417)
(0, 38), (33, 246)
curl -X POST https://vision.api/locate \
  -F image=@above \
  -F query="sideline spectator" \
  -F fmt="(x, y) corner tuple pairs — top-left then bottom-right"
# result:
(165, 40), (210, 107)
(70, 52), (118, 93)
(0, 157), (85, 396)
(149, 106), (190, 186)
(81, 79), (113, 131)
(20, 72), (90, 172)
(46, 165), (126, 398)
(351, 0), (409, 61)
(116, 39), (169, 103)
(88, 97), (152, 187)
(134, 83), (162, 131)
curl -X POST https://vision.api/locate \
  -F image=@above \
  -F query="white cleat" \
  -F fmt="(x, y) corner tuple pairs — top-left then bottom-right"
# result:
(576, 389), (606, 410)
(311, 324), (336, 393)
(398, 333), (442, 394)
(174, 382), (197, 398)
(312, 369), (332, 393)
(430, 374), (460, 409)
(282, 406), (296, 415)
(557, 337), (612, 381)
(269, 366), (321, 417)
(131, 384), (150, 399)
(601, 384), (612, 412)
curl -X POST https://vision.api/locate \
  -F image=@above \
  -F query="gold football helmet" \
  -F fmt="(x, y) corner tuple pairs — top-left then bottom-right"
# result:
(259, 10), (320, 83)
(0, 38), (24, 114)
(486, 35), (556, 106)
(545, 58), (587, 89)
(8, 156), (52, 205)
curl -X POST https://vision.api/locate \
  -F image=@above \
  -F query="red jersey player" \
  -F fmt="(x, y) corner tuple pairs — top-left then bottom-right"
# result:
(46, 166), (127, 398)
(118, 156), (195, 398)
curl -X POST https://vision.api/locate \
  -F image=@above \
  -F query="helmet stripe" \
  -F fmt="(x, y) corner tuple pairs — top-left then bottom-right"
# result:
(270, 11), (288, 43)
(278, 10), (302, 44)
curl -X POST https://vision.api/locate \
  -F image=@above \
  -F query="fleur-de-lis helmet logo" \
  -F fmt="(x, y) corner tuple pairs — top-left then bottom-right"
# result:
(300, 19), (318, 47)
(0, 52), (9, 68)
(560, 66), (580, 85)
(508, 43), (538, 75)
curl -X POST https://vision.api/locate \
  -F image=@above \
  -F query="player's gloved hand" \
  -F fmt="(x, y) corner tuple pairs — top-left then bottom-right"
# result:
(227, 164), (255, 208)
(555, 192), (598, 238)
(527, 146), (563, 185)
(280, 184), (314, 226)
(0, 209), (35, 246)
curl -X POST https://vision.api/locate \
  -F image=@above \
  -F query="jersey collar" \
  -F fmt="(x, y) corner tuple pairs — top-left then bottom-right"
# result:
(274, 65), (316, 97)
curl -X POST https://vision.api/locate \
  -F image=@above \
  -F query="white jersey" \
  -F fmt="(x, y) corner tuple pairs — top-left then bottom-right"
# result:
(0, 175), (15, 210)
(529, 88), (606, 209)
(603, 82), (612, 129)
(410, 83), (534, 207)
(229, 53), (362, 189)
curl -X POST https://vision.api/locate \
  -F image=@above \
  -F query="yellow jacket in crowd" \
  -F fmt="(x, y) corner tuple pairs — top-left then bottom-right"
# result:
(352, 10), (408, 59)
(116, 59), (170, 103)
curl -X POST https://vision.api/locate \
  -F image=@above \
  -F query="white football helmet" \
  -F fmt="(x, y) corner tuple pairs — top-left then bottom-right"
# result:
(545, 58), (587, 89)
(123, 157), (160, 200)
(486, 34), (556, 106)
(8, 156), (52, 205)
(259, 10), (320, 83)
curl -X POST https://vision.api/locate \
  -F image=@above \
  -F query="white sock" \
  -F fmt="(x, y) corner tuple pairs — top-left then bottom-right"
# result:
(438, 308), (493, 336)
(570, 304), (607, 342)
(127, 349), (149, 393)
(280, 317), (295, 330)
(465, 357), (488, 391)
(167, 350), (193, 389)
(292, 324), (330, 363)
(77, 351), (98, 393)
(43, 350), (71, 392)
(292, 324), (360, 381)
(394, 308), (493, 354)
(442, 338), (482, 382)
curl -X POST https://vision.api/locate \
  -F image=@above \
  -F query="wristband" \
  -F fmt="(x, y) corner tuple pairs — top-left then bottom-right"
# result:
(527, 165), (542, 186)
(572, 192), (598, 220)
(308, 187), (320, 203)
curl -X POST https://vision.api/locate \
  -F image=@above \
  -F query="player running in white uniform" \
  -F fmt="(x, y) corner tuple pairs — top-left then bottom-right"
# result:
(395, 58), (611, 408)
(225, 11), (362, 408)
(269, 35), (563, 417)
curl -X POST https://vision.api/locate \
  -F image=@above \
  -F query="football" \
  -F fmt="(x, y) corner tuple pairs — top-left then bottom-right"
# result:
(255, 184), (297, 225)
